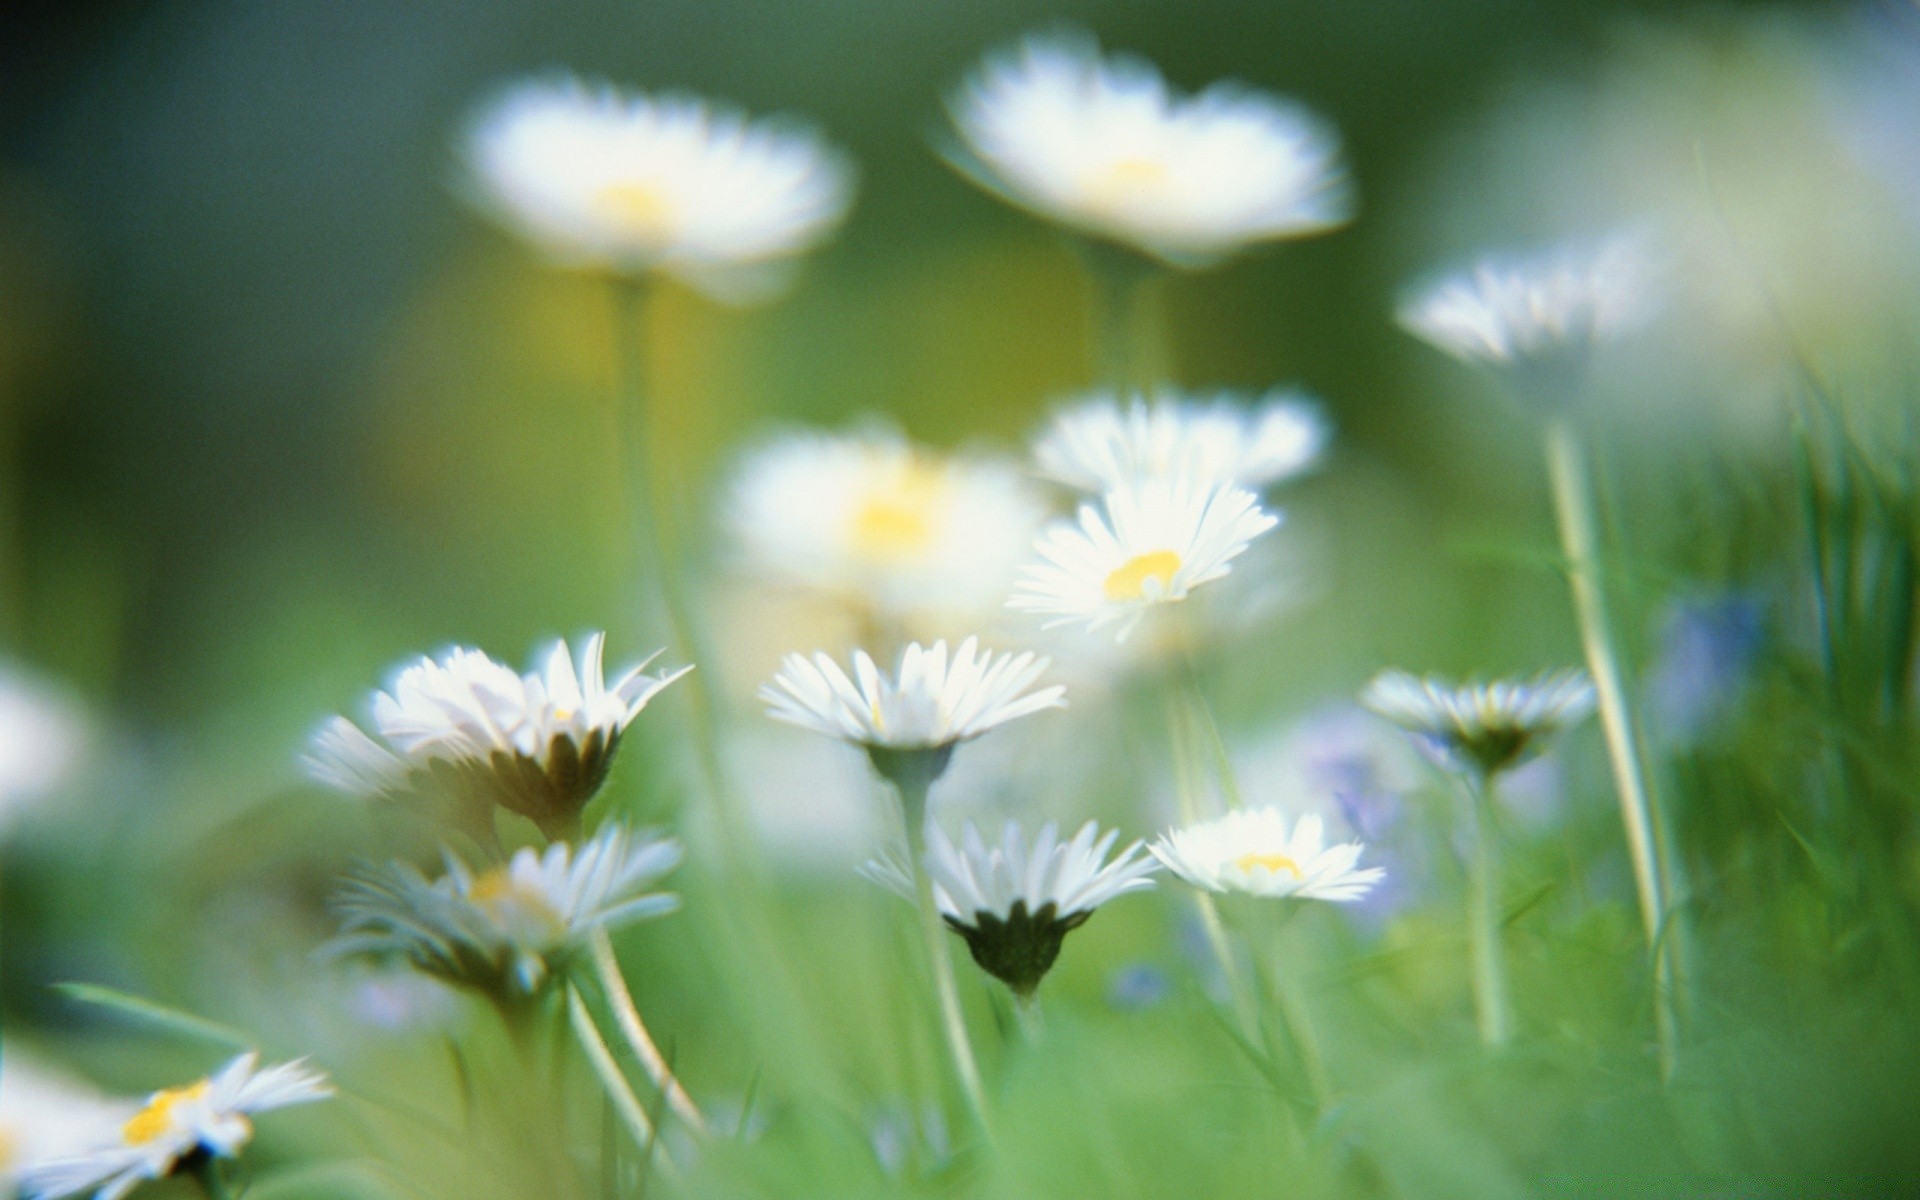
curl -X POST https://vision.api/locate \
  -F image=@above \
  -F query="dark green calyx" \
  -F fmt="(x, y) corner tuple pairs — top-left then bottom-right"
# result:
(947, 900), (1091, 998)
(1455, 725), (1535, 778)
(409, 728), (615, 843)
(866, 744), (956, 798)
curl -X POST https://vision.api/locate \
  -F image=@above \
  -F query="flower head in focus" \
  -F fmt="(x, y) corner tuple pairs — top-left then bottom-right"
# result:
(464, 76), (854, 300)
(329, 824), (682, 998)
(761, 638), (1063, 788)
(305, 635), (689, 840)
(1033, 389), (1328, 493)
(1010, 475), (1279, 640)
(863, 819), (1157, 995)
(946, 33), (1350, 267)
(726, 429), (1045, 628)
(1362, 669), (1596, 779)
(20, 1053), (330, 1200)
(1398, 234), (1657, 390)
(1151, 808), (1383, 901)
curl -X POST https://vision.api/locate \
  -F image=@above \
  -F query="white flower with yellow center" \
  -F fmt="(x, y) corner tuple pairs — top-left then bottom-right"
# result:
(305, 634), (689, 839)
(464, 77), (854, 300)
(863, 820), (1157, 995)
(1362, 668), (1596, 779)
(946, 33), (1350, 267)
(726, 430), (1046, 625)
(1151, 808), (1383, 901)
(1009, 475), (1279, 639)
(1032, 389), (1328, 493)
(20, 1053), (330, 1200)
(330, 824), (682, 997)
(1398, 235), (1655, 380)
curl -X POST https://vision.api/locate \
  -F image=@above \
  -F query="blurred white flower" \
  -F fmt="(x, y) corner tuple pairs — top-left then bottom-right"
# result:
(761, 638), (1063, 754)
(1032, 389), (1328, 493)
(726, 429), (1046, 630)
(0, 1052), (130, 1194)
(0, 667), (88, 829)
(1399, 234), (1656, 382)
(863, 819), (1158, 994)
(464, 76), (854, 300)
(330, 824), (682, 997)
(21, 1053), (330, 1200)
(946, 32), (1350, 266)
(1362, 668), (1595, 779)
(1151, 808), (1382, 901)
(305, 634), (689, 839)
(1010, 475), (1279, 639)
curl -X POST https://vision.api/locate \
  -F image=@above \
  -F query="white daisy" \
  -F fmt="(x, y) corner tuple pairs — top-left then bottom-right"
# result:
(1032, 388), (1329, 493)
(863, 819), (1158, 995)
(20, 1053), (330, 1200)
(760, 637), (1063, 755)
(1, 1051), (131, 1193)
(464, 76), (854, 300)
(330, 823), (682, 997)
(1362, 668), (1596, 779)
(946, 33), (1350, 267)
(1009, 475), (1279, 639)
(1398, 234), (1656, 379)
(726, 429), (1046, 627)
(305, 635), (689, 839)
(1151, 807), (1383, 901)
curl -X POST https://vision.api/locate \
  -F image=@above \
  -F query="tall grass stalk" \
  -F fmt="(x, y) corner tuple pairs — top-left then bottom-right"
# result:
(1543, 414), (1680, 1075)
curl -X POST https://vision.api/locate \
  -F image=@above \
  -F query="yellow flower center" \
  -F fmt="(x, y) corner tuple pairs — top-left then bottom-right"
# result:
(1234, 852), (1303, 878)
(1085, 156), (1172, 210)
(1103, 550), (1183, 602)
(471, 868), (563, 933)
(849, 462), (945, 562)
(591, 181), (677, 243)
(0, 1124), (18, 1171)
(124, 1080), (211, 1146)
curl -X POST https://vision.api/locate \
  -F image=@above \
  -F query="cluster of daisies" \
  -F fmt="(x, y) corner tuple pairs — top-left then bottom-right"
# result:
(9, 25), (1667, 1200)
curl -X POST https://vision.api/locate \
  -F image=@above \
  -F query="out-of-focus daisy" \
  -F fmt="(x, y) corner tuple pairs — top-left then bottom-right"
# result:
(330, 824), (681, 998)
(1, 1051), (130, 1194)
(464, 76), (854, 300)
(1362, 669), (1596, 779)
(1032, 389), (1328, 493)
(726, 429), (1045, 629)
(1151, 808), (1383, 901)
(1010, 475), (1278, 639)
(1398, 235), (1656, 386)
(946, 33), (1350, 267)
(20, 1053), (330, 1200)
(863, 819), (1158, 995)
(0, 667), (88, 831)
(305, 634), (689, 840)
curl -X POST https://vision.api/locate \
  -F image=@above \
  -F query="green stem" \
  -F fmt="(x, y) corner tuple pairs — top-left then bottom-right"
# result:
(1543, 415), (1681, 1076)
(589, 929), (707, 1136)
(188, 1157), (234, 1200)
(1252, 906), (1333, 1114)
(1461, 771), (1513, 1048)
(1013, 992), (1045, 1044)
(896, 773), (992, 1138)
(1081, 242), (1167, 392)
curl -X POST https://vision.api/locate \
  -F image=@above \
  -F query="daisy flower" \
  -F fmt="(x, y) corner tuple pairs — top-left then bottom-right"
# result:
(863, 819), (1157, 995)
(726, 429), (1046, 627)
(946, 33), (1350, 267)
(1009, 474), (1279, 639)
(1032, 388), (1329, 493)
(305, 634), (689, 840)
(1151, 808), (1383, 901)
(329, 823), (682, 998)
(20, 1053), (330, 1200)
(1398, 234), (1656, 384)
(1362, 669), (1596, 779)
(1, 1051), (131, 1194)
(464, 76), (854, 301)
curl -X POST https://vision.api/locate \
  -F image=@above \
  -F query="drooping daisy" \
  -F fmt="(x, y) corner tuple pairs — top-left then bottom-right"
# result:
(1151, 808), (1383, 901)
(464, 76), (854, 300)
(330, 823), (682, 998)
(305, 634), (689, 840)
(1361, 669), (1596, 779)
(1009, 474), (1279, 639)
(946, 33), (1351, 267)
(864, 819), (1157, 995)
(761, 638), (1064, 789)
(726, 429), (1046, 627)
(20, 1053), (330, 1200)
(1032, 388), (1329, 493)
(1398, 234), (1656, 386)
